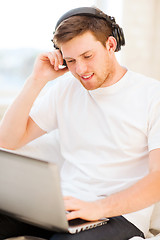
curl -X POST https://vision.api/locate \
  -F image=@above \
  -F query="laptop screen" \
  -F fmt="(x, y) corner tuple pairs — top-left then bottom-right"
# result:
(0, 148), (68, 232)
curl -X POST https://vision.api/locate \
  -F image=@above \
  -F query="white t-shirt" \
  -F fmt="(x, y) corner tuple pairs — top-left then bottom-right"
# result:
(30, 70), (160, 236)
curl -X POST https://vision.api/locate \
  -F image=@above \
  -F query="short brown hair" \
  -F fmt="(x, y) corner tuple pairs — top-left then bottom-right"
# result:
(53, 11), (112, 49)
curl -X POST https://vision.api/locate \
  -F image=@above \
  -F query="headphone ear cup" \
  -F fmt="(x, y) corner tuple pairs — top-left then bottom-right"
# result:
(118, 27), (125, 47)
(112, 26), (125, 52)
(112, 27), (120, 52)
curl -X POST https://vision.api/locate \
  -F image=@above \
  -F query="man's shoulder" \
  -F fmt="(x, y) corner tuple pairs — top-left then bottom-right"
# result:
(127, 70), (160, 89)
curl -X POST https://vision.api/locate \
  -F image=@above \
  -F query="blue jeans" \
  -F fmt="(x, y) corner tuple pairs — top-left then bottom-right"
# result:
(0, 213), (145, 240)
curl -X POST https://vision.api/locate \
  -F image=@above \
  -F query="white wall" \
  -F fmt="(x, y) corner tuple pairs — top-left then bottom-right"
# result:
(121, 0), (160, 80)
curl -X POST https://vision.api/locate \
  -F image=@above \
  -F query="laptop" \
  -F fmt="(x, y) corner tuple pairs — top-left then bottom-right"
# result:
(0, 148), (109, 234)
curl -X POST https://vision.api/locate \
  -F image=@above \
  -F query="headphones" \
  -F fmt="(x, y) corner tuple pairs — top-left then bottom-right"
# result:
(53, 7), (125, 66)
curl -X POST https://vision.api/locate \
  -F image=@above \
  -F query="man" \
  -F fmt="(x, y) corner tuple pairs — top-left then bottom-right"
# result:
(0, 6), (160, 240)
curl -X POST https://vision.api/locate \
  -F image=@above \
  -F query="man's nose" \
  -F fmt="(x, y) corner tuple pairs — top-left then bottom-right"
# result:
(75, 61), (87, 75)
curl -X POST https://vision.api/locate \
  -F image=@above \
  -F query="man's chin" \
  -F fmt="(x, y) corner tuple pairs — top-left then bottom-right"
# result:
(80, 81), (99, 91)
(72, 73), (101, 90)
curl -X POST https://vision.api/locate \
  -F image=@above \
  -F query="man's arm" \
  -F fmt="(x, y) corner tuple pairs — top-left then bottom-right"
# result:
(0, 51), (68, 150)
(65, 148), (160, 221)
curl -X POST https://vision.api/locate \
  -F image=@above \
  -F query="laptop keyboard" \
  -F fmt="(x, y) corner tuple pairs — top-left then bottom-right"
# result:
(69, 218), (89, 226)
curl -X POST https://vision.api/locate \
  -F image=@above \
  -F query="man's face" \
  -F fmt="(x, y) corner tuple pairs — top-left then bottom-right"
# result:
(61, 31), (114, 90)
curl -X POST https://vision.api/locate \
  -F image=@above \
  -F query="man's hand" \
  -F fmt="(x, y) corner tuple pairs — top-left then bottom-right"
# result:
(30, 50), (68, 84)
(64, 196), (105, 221)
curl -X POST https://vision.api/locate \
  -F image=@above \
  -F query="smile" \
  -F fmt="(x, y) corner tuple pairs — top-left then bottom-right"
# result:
(81, 73), (94, 81)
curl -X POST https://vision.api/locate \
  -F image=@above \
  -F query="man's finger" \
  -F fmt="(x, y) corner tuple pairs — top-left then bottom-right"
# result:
(66, 210), (80, 221)
(64, 196), (74, 200)
(55, 50), (64, 66)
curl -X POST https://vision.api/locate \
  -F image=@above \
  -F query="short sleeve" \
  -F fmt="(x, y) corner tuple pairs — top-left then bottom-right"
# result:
(30, 85), (58, 133)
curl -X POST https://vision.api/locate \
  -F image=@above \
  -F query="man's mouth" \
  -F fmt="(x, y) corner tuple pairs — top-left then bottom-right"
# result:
(81, 73), (94, 81)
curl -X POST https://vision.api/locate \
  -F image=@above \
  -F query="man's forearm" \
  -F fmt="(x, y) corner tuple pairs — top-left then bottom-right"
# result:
(0, 76), (46, 149)
(99, 171), (160, 218)
(65, 170), (160, 221)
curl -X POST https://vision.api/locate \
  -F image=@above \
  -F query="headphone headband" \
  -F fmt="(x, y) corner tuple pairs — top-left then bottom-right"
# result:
(55, 7), (115, 29)
(54, 7), (125, 52)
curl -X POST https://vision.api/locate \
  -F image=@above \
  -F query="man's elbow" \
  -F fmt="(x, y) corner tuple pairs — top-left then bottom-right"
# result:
(0, 143), (17, 150)
(0, 136), (19, 150)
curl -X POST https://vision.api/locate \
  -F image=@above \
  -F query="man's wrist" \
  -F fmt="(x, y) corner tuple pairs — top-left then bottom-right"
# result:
(25, 75), (48, 93)
(95, 197), (111, 219)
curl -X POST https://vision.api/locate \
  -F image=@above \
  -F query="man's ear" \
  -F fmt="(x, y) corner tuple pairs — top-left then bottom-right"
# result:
(106, 36), (117, 52)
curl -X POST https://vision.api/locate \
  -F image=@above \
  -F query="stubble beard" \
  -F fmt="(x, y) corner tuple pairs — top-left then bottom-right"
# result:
(80, 72), (111, 90)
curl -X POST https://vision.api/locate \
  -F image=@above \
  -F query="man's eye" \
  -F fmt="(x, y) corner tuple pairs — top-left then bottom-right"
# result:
(67, 59), (75, 63)
(84, 55), (92, 59)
